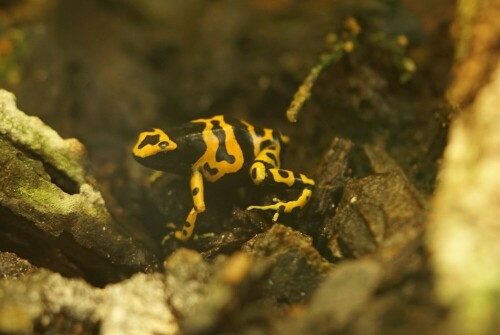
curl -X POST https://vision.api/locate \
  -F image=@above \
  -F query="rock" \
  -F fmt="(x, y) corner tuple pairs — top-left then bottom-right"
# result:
(327, 171), (425, 258)
(165, 249), (230, 334)
(276, 236), (440, 335)
(0, 90), (90, 186)
(164, 249), (270, 335)
(311, 260), (382, 327)
(0, 252), (38, 278)
(308, 138), (353, 219)
(0, 269), (178, 335)
(301, 137), (352, 254)
(276, 259), (383, 335)
(100, 273), (178, 335)
(164, 223), (333, 334)
(243, 223), (333, 307)
(305, 140), (427, 261)
(0, 89), (156, 285)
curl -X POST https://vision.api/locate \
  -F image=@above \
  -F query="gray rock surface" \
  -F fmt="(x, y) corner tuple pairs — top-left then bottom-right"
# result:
(0, 270), (178, 335)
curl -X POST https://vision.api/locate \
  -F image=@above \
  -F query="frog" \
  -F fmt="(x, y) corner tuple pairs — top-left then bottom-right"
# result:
(132, 115), (315, 242)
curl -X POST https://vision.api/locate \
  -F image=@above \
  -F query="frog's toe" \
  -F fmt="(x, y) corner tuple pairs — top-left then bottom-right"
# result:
(165, 222), (177, 230)
(247, 203), (279, 211)
(271, 210), (281, 222)
(161, 231), (175, 245)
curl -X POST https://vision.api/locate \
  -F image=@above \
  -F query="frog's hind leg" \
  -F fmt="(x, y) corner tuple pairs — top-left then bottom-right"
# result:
(247, 143), (315, 222)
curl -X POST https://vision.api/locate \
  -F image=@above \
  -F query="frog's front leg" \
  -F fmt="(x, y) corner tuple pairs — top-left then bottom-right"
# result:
(174, 169), (206, 241)
(247, 143), (315, 221)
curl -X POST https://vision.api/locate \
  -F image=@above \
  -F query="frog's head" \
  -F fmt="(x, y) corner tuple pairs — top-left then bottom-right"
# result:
(132, 128), (178, 170)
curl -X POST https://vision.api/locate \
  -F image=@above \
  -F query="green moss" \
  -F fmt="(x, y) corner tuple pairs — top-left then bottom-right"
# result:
(0, 89), (90, 186)
(285, 17), (415, 123)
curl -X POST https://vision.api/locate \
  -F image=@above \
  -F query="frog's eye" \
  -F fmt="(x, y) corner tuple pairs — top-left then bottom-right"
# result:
(159, 141), (169, 149)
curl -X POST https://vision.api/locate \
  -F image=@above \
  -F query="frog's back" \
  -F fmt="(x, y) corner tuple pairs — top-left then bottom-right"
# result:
(166, 115), (288, 181)
(183, 115), (256, 181)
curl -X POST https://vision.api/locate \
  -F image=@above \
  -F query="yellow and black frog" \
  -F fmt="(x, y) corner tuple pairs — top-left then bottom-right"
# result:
(132, 115), (314, 242)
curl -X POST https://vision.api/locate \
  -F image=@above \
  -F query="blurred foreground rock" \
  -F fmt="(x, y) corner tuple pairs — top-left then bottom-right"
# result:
(0, 268), (177, 335)
(0, 89), (156, 285)
(165, 249), (266, 335)
(276, 258), (383, 335)
(276, 235), (440, 335)
(165, 224), (332, 335)
(429, 0), (500, 333)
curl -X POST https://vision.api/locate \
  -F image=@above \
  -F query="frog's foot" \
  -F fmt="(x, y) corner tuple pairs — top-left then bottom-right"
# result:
(247, 201), (286, 222)
(247, 188), (313, 222)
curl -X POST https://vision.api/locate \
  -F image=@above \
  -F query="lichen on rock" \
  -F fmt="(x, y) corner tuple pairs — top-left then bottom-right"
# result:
(0, 89), (156, 285)
(0, 89), (89, 186)
(0, 269), (178, 335)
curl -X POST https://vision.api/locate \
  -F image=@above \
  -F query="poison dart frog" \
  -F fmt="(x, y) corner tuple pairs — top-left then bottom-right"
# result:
(132, 115), (315, 242)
